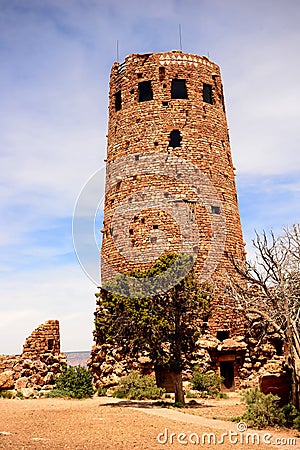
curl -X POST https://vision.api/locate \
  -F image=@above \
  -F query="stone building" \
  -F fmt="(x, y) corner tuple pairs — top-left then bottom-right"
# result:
(0, 320), (66, 397)
(89, 51), (283, 392)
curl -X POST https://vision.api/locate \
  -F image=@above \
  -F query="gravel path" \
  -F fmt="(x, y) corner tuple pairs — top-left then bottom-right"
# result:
(0, 397), (299, 449)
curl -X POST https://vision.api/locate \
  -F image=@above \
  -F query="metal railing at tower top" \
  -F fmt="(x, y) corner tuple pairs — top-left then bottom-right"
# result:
(117, 61), (126, 74)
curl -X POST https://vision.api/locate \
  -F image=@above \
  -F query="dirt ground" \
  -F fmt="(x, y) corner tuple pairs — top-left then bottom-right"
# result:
(0, 395), (299, 449)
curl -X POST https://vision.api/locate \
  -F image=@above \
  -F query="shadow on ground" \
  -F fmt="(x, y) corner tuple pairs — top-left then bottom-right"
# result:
(98, 398), (211, 409)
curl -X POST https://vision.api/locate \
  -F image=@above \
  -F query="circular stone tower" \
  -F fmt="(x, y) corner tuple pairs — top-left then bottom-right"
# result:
(92, 51), (247, 389)
(101, 50), (246, 334)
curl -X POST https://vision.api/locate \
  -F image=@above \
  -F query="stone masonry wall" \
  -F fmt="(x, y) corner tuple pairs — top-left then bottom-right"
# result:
(100, 51), (247, 338)
(0, 320), (66, 397)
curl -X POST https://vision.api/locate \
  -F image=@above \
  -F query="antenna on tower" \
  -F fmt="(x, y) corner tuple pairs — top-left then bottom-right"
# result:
(179, 24), (182, 51)
(116, 40), (119, 62)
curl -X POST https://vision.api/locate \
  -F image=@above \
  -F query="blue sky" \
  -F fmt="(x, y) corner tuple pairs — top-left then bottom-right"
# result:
(0, 0), (299, 353)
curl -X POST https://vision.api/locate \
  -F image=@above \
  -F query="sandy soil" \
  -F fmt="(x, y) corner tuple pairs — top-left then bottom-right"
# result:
(0, 395), (299, 449)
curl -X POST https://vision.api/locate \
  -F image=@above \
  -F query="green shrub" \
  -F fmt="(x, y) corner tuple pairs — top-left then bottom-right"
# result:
(241, 387), (285, 428)
(217, 392), (229, 399)
(241, 388), (300, 430)
(191, 371), (223, 398)
(50, 365), (94, 399)
(186, 390), (198, 399)
(293, 415), (300, 431)
(16, 391), (24, 400)
(112, 372), (165, 400)
(47, 388), (70, 398)
(0, 390), (14, 399)
(97, 385), (107, 397)
(281, 403), (299, 428)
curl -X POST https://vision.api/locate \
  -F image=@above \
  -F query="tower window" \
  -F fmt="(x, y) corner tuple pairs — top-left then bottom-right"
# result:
(159, 66), (166, 81)
(169, 130), (182, 148)
(211, 205), (220, 214)
(129, 229), (134, 235)
(114, 90), (122, 111)
(138, 81), (153, 102)
(48, 339), (54, 351)
(171, 79), (188, 99)
(203, 83), (213, 104)
(153, 225), (158, 229)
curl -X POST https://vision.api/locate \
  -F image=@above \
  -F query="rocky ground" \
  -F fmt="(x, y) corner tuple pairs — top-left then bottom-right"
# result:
(0, 395), (299, 449)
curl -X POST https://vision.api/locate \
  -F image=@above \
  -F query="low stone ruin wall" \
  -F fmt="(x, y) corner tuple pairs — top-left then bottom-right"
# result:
(0, 320), (66, 397)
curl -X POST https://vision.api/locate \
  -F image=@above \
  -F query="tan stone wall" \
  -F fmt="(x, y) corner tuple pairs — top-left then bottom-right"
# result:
(0, 320), (66, 396)
(100, 51), (246, 338)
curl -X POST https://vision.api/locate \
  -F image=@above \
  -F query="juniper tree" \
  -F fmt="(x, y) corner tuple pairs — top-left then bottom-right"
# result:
(94, 253), (211, 403)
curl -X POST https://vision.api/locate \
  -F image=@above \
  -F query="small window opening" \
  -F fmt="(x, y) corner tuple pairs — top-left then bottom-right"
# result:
(48, 339), (54, 351)
(135, 154), (139, 161)
(211, 205), (220, 214)
(137, 73), (143, 78)
(203, 83), (213, 104)
(169, 130), (182, 148)
(129, 229), (134, 235)
(217, 330), (230, 342)
(159, 66), (166, 81)
(130, 88), (134, 94)
(141, 218), (145, 224)
(114, 90), (122, 111)
(162, 101), (168, 106)
(163, 83), (167, 88)
(153, 225), (158, 229)
(154, 141), (158, 146)
(171, 79), (188, 99)
(138, 81), (153, 102)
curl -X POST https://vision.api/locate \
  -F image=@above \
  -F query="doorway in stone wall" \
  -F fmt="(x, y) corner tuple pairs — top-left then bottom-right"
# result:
(220, 361), (234, 390)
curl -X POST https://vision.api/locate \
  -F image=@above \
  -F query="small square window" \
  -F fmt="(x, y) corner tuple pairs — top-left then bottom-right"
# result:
(171, 79), (188, 99)
(169, 130), (182, 148)
(138, 81), (153, 102)
(162, 101), (168, 106)
(129, 229), (134, 235)
(114, 90), (122, 111)
(211, 205), (220, 214)
(203, 83), (213, 104)
(153, 225), (158, 229)
(135, 155), (139, 161)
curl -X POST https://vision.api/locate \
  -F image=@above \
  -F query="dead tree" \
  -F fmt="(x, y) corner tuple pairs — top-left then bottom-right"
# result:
(228, 224), (300, 408)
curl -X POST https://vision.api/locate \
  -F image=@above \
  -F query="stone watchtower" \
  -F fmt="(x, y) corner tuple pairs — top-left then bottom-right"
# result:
(91, 51), (247, 390)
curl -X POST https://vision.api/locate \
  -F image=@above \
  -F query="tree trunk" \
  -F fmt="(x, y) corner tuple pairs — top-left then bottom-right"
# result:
(170, 371), (184, 404)
(290, 355), (300, 410)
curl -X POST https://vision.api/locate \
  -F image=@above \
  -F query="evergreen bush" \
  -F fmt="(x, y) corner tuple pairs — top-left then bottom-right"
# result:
(191, 371), (223, 398)
(48, 365), (94, 399)
(112, 372), (165, 400)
